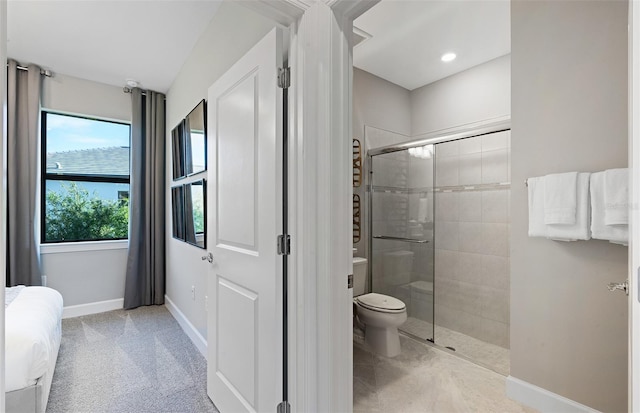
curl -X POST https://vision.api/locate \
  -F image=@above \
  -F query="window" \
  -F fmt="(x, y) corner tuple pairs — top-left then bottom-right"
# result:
(42, 112), (131, 243)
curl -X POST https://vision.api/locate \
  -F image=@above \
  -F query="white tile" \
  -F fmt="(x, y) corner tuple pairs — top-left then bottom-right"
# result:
(480, 287), (509, 324)
(436, 140), (459, 157)
(481, 223), (509, 257)
(481, 130), (509, 152)
(458, 153), (482, 186)
(481, 149), (509, 184)
(477, 319), (509, 349)
(458, 252), (483, 285)
(459, 222), (483, 254)
(482, 190), (508, 223)
(435, 156), (459, 187)
(436, 192), (459, 222)
(481, 255), (509, 290)
(435, 221), (459, 251)
(459, 136), (482, 155)
(435, 249), (460, 281)
(458, 191), (482, 222)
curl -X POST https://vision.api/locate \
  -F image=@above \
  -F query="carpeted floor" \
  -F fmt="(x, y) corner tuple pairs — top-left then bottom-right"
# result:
(46, 305), (218, 413)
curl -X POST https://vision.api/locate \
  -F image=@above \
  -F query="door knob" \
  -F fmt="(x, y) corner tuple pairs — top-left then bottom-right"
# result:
(202, 252), (215, 264)
(607, 279), (628, 295)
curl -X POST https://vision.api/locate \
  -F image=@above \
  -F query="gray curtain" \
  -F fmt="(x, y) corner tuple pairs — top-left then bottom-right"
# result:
(6, 60), (42, 287)
(124, 88), (166, 309)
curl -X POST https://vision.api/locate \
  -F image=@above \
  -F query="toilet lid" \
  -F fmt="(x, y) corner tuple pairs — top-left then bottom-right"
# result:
(356, 293), (406, 312)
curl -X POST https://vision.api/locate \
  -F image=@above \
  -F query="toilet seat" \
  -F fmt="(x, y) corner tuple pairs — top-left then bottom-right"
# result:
(356, 293), (406, 314)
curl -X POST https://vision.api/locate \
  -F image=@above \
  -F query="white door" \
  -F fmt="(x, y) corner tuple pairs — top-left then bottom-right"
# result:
(630, 1), (640, 411)
(206, 28), (284, 413)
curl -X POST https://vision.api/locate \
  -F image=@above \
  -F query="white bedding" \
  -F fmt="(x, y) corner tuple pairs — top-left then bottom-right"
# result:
(5, 286), (63, 393)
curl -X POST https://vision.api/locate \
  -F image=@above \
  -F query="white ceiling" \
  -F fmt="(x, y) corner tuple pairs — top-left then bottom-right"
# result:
(353, 0), (510, 91)
(7, 0), (223, 93)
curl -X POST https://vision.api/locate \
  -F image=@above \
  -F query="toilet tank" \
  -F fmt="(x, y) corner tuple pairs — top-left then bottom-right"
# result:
(353, 257), (367, 296)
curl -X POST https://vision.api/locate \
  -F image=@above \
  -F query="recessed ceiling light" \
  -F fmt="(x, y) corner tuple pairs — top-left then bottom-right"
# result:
(126, 79), (139, 88)
(441, 52), (457, 62)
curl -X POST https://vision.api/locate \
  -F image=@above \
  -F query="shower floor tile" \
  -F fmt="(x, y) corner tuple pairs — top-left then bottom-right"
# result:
(353, 335), (536, 413)
(401, 316), (510, 376)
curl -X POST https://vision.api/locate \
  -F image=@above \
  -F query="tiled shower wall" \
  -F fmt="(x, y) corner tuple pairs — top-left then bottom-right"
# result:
(434, 131), (511, 349)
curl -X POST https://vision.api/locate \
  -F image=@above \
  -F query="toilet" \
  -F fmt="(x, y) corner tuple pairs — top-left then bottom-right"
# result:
(353, 257), (407, 357)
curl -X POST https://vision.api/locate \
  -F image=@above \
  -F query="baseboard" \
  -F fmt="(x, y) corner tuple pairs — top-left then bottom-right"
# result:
(62, 298), (123, 319)
(164, 294), (207, 358)
(506, 376), (600, 413)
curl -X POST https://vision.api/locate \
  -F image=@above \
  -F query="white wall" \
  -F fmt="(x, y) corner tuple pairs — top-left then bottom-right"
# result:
(40, 73), (131, 307)
(511, 1), (628, 412)
(411, 54), (510, 137)
(165, 2), (275, 339)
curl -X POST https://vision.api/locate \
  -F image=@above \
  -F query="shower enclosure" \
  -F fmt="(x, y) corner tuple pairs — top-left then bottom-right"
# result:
(367, 123), (511, 375)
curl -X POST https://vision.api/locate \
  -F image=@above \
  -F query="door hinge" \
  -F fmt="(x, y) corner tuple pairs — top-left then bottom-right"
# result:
(277, 401), (291, 413)
(348, 274), (353, 289)
(277, 234), (291, 255)
(278, 67), (290, 89)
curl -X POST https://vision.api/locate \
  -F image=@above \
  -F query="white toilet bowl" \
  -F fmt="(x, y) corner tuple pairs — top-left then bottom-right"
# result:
(355, 292), (407, 357)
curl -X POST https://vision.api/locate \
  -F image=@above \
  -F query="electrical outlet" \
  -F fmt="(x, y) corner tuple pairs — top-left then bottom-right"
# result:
(191, 285), (195, 300)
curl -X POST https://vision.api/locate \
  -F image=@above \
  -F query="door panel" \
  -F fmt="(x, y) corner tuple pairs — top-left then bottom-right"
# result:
(217, 277), (257, 407)
(207, 27), (283, 413)
(217, 73), (258, 251)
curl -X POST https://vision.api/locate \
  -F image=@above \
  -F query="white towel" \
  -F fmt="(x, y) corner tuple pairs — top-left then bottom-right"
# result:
(417, 197), (429, 222)
(603, 168), (628, 226)
(543, 172), (578, 225)
(528, 173), (591, 241)
(545, 173), (591, 241)
(591, 171), (628, 245)
(527, 177), (547, 237)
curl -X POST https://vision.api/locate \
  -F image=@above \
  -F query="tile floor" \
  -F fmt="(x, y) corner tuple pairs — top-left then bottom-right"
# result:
(403, 317), (510, 376)
(353, 334), (536, 413)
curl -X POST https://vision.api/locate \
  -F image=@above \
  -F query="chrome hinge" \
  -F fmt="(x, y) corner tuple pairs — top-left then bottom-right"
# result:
(347, 274), (353, 289)
(277, 401), (291, 413)
(277, 234), (291, 255)
(278, 67), (290, 89)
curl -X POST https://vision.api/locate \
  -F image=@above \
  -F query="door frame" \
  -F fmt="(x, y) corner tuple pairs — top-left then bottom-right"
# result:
(243, 1), (377, 411)
(0, 0), (6, 411)
(255, 0), (640, 412)
(629, 1), (639, 411)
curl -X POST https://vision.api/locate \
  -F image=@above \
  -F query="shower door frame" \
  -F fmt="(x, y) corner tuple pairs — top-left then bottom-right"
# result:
(367, 117), (511, 344)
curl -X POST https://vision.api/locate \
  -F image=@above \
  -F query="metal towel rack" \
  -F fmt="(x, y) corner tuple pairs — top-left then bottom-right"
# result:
(373, 235), (429, 244)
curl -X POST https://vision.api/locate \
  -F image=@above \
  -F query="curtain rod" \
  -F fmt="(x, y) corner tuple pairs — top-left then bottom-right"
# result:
(10, 64), (53, 77)
(122, 87), (166, 100)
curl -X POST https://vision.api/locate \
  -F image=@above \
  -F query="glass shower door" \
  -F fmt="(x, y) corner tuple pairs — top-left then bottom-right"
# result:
(370, 145), (435, 342)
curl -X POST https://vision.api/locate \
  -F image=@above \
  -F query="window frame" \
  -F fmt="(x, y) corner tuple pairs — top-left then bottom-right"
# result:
(40, 110), (132, 244)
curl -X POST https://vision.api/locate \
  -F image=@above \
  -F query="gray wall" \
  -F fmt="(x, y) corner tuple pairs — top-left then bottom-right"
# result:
(40, 73), (131, 307)
(411, 54), (510, 137)
(511, 1), (628, 411)
(353, 68), (412, 258)
(165, 2), (275, 339)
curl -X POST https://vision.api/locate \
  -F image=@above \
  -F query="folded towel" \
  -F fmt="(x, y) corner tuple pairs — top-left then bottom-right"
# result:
(528, 174), (591, 241)
(603, 168), (628, 226)
(545, 173), (591, 241)
(591, 171), (628, 245)
(527, 177), (547, 237)
(544, 172), (578, 225)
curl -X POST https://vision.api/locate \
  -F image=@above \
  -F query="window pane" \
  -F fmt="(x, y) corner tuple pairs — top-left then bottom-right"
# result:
(45, 113), (130, 178)
(44, 180), (129, 242)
